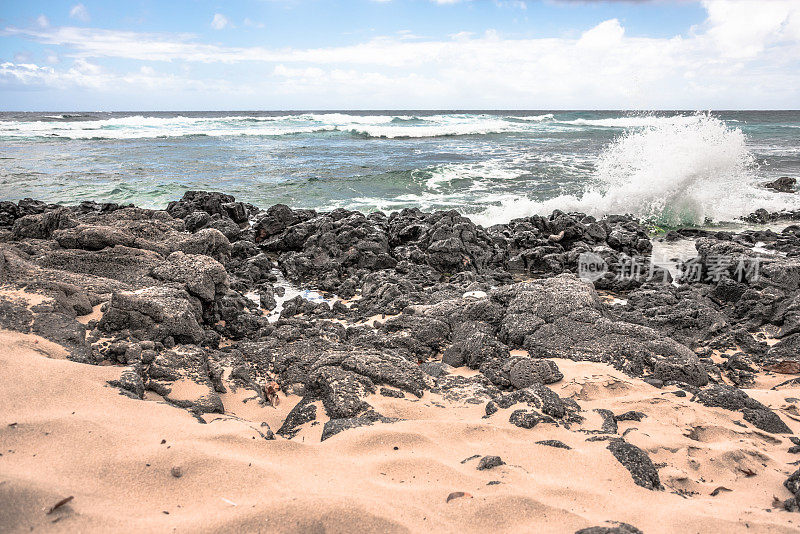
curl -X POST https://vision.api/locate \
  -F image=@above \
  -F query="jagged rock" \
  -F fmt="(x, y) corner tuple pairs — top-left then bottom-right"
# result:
(495, 275), (708, 386)
(143, 345), (225, 418)
(0, 201), (19, 227)
(615, 411), (646, 422)
(171, 228), (232, 263)
(151, 251), (229, 302)
(536, 440), (571, 449)
(507, 357), (563, 388)
(167, 191), (238, 219)
(767, 333), (800, 362)
(12, 208), (76, 239)
(693, 384), (791, 434)
(52, 224), (169, 255)
(613, 284), (727, 347)
(207, 216), (242, 241)
(606, 440), (663, 490)
(477, 455), (505, 470)
(37, 245), (164, 287)
(575, 522), (643, 534)
(595, 409), (618, 434)
(184, 211), (211, 232)
(509, 409), (540, 429)
(442, 322), (508, 369)
(32, 311), (92, 362)
(99, 287), (203, 343)
(786, 468), (800, 494)
(277, 396), (318, 438)
(108, 368), (144, 399)
(310, 366), (374, 419)
(384, 314), (451, 354)
(764, 176), (796, 193)
(486, 383), (580, 423)
(258, 285), (277, 311)
(321, 410), (398, 441)
(0, 295), (34, 332)
(340, 351), (428, 397)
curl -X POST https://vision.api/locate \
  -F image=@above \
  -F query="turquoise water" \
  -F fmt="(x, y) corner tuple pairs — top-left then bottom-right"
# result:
(0, 110), (798, 226)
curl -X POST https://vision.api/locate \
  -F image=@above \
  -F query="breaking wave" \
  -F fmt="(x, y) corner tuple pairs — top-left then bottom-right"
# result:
(1, 111), (749, 141)
(0, 112), (559, 140)
(473, 113), (800, 227)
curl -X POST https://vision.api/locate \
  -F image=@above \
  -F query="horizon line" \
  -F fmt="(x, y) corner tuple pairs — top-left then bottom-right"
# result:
(2, 109), (800, 113)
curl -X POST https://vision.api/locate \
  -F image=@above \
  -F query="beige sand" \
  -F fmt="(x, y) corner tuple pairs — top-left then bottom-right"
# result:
(2, 330), (800, 533)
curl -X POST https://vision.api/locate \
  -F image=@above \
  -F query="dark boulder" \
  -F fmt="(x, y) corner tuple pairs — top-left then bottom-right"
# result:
(476, 455), (505, 470)
(320, 410), (398, 441)
(764, 176), (796, 193)
(12, 208), (76, 239)
(509, 409), (540, 429)
(99, 286), (204, 344)
(693, 384), (791, 434)
(151, 251), (229, 302)
(606, 440), (662, 490)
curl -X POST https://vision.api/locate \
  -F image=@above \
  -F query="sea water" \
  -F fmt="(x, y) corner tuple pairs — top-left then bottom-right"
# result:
(1, 110), (798, 227)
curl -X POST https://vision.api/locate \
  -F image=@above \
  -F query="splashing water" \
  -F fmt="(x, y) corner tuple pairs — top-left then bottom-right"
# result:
(591, 113), (759, 225)
(474, 113), (799, 227)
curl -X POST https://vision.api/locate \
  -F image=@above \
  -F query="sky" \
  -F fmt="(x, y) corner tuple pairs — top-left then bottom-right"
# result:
(0, 0), (799, 110)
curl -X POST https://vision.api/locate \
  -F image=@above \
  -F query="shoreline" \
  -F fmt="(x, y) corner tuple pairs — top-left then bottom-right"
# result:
(3, 191), (800, 532)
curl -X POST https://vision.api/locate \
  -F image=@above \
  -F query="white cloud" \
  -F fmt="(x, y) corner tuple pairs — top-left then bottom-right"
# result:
(243, 18), (265, 29)
(69, 4), (89, 22)
(1, 62), (56, 87)
(36, 15), (49, 28)
(211, 13), (232, 30)
(0, 60), (233, 94)
(449, 31), (474, 40)
(701, 0), (800, 58)
(3, 0), (800, 108)
(578, 18), (624, 48)
(495, 1), (527, 9)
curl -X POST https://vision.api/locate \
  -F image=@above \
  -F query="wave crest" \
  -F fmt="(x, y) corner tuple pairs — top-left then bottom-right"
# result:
(474, 113), (800, 227)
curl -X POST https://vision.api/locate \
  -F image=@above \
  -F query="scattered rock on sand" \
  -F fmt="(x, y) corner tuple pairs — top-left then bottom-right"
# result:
(575, 522), (644, 534)
(606, 440), (663, 490)
(477, 455), (505, 470)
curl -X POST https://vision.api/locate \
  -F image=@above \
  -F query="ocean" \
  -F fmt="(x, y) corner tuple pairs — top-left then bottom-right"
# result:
(1, 110), (798, 227)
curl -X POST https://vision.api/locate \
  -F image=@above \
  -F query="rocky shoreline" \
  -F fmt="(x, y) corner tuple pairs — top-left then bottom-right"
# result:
(3, 191), (800, 532)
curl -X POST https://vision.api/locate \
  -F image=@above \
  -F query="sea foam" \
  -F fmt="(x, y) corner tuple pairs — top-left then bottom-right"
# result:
(474, 113), (800, 227)
(0, 113), (538, 140)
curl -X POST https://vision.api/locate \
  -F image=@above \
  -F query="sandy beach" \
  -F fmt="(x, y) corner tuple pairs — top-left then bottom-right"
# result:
(3, 318), (800, 533)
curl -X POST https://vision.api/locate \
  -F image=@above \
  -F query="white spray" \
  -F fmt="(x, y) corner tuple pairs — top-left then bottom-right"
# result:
(475, 113), (800, 227)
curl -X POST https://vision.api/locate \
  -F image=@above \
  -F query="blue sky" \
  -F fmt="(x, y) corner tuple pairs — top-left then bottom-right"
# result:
(1, 0), (798, 110)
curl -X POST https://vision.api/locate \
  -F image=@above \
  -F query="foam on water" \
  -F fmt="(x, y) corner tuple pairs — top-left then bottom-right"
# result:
(0, 112), (546, 140)
(555, 114), (701, 128)
(473, 113), (800, 227)
(423, 160), (525, 190)
(0, 111), (726, 140)
(504, 113), (555, 122)
(0, 114), (344, 139)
